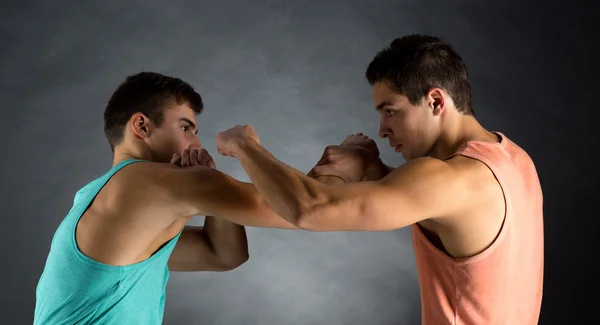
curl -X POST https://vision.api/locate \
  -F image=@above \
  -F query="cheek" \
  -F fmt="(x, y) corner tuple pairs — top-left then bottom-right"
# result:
(157, 130), (186, 152)
(393, 114), (414, 137)
(396, 113), (426, 145)
(176, 134), (192, 151)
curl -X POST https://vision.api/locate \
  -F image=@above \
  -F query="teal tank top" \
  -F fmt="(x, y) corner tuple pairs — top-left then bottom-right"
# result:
(34, 159), (183, 325)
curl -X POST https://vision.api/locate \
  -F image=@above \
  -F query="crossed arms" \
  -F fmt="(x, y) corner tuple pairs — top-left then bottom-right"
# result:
(151, 145), (470, 232)
(137, 154), (352, 271)
(227, 138), (476, 231)
(145, 132), (485, 271)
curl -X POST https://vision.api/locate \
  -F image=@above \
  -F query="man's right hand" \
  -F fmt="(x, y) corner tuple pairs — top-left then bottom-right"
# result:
(216, 124), (261, 157)
(340, 133), (380, 156)
(309, 133), (386, 183)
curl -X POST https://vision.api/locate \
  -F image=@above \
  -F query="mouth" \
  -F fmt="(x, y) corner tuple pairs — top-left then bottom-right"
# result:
(390, 143), (402, 152)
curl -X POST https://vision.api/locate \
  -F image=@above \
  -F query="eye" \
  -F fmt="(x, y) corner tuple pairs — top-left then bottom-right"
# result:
(181, 125), (189, 132)
(386, 110), (395, 116)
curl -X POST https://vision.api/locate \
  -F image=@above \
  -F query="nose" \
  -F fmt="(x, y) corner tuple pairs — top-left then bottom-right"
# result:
(188, 137), (202, 150)
(379, 121), (391, 139)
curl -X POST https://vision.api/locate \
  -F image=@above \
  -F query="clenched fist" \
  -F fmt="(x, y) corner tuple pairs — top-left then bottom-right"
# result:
(340, 133), (380, 156)
(171, 146), (216, 169)
(216, 124), (260, 157)
(310, 133), (384, 183)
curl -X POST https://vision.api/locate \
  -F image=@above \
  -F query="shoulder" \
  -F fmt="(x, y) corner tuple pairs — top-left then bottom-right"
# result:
(385, 155), (496, 183)
(384, 156), (501, 218)
(445, 155), (502, 192)
(382, 157), (462, 188)
(110, 161), (220, 191)
(101, 162), (200, 216)
(107, 161), (173, 197)
(444, 155), (504, 218)
(96, 162), (168, 210)
(107, 161), (241, 218)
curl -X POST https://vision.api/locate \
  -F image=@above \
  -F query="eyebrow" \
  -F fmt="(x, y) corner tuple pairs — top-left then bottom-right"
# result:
(179, 117), (198, 134)
(375, 101), (393, 111)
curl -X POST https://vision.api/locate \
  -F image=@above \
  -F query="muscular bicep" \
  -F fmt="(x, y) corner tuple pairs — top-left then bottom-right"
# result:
(168, 226), (226, 271)
(153, 165), (249, 217)
(300, 158), (474, 231)
(146, 163), (298, 229)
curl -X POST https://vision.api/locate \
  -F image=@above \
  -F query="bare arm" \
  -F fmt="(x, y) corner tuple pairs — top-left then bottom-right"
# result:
(228, 138), (478, 231)
(140, 162), (296, 229)
(166, 164), (351, 271)
(164, 149), (249, 271)
(168, 219), (249, 271)
(165, 157), (352, 271)
(378, 163), (396, 180)
(308, 171), (348, 185)
(145, 156), (350, 230)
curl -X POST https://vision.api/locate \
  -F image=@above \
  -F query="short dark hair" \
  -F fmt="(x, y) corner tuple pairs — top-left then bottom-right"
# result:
(366, 34), (473, 115)
(103, 72), (204, 151)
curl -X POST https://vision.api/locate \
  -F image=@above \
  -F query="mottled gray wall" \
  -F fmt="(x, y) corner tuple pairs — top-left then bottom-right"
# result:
(1, 0), (598, 324)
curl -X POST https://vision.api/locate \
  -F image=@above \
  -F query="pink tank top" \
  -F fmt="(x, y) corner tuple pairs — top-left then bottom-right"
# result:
(411, 132), (544, 325)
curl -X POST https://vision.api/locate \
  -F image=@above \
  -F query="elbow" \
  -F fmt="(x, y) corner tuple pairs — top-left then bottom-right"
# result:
(284, 192), (311, 229)
(294, 201), (323, 231)
(228, 253), (250, 270)
(294, 212), (310, 230)
(218, 250), (249, 271)
(230, 249), (250, 269)
(292, 183), (332, 231)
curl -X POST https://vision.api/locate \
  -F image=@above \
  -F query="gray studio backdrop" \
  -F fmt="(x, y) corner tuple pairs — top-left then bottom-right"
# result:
(1, 0), (597, 324)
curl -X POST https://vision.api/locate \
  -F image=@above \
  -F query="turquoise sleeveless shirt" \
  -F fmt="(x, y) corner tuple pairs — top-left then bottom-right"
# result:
(34, 159), (183, 325)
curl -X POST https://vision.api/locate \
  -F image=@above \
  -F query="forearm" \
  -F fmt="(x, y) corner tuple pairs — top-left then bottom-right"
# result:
(308, 171), (347, 185)
(166, 166), (296, 229)
(163, 156), (334, 229)
(232, 139), (325, 226)
(208, 171), (341, 228)
(203, 216), (248, 267)
(200, 179), (300, 229)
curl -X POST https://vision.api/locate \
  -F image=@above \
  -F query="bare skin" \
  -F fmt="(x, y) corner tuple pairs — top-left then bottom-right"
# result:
(75, 102), (373, 272)
(216, 82), (506, 259)
(76, 103), (258, 272)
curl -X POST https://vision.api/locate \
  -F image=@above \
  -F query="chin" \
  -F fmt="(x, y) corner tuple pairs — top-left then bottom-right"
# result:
(401, 151), (411, 161)
(401, 150), (423, 161)
(403, 155), (415, 161)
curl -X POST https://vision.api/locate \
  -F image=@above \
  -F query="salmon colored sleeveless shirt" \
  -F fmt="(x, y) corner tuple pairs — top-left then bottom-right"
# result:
(411, 132), (544, 325)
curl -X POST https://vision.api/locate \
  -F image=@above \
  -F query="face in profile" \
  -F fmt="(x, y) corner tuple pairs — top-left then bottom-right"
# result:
(372, 82), (442, 161)
(143, 103), (201, 163)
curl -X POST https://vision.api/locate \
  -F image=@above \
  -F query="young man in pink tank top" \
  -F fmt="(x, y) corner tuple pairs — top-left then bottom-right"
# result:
(214, 34), (544, 324)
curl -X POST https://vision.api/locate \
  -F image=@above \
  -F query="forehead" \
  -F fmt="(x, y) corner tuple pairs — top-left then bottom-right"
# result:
(372, 82), (410, 109)
(163, 102), (197, 122)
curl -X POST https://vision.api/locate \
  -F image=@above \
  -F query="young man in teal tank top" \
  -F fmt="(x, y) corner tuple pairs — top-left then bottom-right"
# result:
(34, 71), (374, 325)
(33, 72), (302, 325)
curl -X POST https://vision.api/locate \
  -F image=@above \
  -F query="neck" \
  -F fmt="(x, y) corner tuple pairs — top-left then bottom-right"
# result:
(429, 113), (497, 160)
(112, 142), (153, 167)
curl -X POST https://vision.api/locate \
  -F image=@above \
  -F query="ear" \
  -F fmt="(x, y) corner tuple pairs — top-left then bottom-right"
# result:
(426, 88), (446, 116)
(130, 113), (153, 139)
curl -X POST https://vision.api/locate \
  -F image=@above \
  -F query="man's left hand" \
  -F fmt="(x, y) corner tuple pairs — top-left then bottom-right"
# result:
(171, 147), (216, 169)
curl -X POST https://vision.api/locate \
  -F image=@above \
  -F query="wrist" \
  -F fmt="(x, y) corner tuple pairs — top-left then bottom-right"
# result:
(230, 137), (259, 158)
(363, 157), (389, 181)
(314, 174), (347, 185)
